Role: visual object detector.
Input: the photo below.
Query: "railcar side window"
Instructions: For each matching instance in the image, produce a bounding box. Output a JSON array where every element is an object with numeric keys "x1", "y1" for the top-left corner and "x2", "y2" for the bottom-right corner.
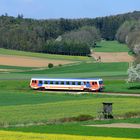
[
  {"x1": 50, "y1": 81, "x2": 53, "y2": 84},
  {"x1": 78, "y1": 82, "x2": 81, "y2": 85},
  {"x1": 72, "y1": 82, "x2": 75, "y2": 85},
  {"x1": 61, "y1": 81, "x2": 64, "y2": 85},
  {"x1": 55, "y1": 81, "x2": 59, "y2": 84},
  {"x1": 66, "y1": 81, "x2": 70, "y2": 85},
  {"x1": 44, "y1": 81, "x2": 48, "y2": 84},
  {"x1": 39, "y1": 81, "x2": 43, "y2": 84}
]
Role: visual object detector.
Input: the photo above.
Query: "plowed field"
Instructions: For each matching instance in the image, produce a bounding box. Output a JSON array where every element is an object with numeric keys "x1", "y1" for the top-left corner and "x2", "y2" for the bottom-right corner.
[
  {"x1": 92, "y1": 52, "x2": 134, "y2": 62},
  {"x1": 0, "y1": 55, "x2": 74, "y2": 67}
]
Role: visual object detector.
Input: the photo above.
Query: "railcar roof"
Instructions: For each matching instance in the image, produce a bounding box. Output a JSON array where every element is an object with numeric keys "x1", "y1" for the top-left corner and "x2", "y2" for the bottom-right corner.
[{"x1": 31, "y1": 78, "x2": 103, "y2": 81}]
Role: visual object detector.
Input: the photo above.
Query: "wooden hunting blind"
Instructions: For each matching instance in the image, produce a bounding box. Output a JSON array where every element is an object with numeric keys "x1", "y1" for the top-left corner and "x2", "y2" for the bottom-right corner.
[{"x1": 102, "y1": 102, "x2": 113, "y2": 119}]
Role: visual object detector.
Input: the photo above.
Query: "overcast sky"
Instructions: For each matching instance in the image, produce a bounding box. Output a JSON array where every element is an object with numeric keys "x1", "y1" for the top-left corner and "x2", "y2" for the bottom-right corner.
[{"x1": 0, "y1": 0, "x2": 140, "y2": 19}]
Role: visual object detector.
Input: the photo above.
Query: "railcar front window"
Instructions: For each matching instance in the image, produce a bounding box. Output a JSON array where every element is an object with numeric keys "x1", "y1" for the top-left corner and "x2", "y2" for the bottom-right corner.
[
  {"x1": 32, "y1": 80, "x2": 37, "y2": 83},
  {"x1": 92, "y1": 82, "x2": 95, "y2": 85},
  {"x1": 99, "y1": 81, "x2": 103, "y2": 84}
]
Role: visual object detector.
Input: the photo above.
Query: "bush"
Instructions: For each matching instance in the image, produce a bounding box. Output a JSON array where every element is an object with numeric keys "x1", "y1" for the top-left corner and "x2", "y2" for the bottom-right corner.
[
  {"x1": 58, "y1": 114, "x2": 94, "y2": 123},
  {"x1": 43, "y1": 40, "x2": 91, "y2": 56},
  {"x1": 48, "y1": 63, "x2": 54, "y2": 68},
  {"x1": 124, "y1": 112, "x2": 140, "y2": 118},
  {"x1": 75, "y1": 114, "x2": 93, "y2": 121},
  {"x1": 127, "y1": 64, "x2": 140, "y2": 82}
]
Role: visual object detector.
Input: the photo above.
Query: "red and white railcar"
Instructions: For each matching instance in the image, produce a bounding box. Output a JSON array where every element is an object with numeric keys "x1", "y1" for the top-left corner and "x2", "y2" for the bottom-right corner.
[{"x1": 30, "y1": 78, "x2": 104, "y2": 91}]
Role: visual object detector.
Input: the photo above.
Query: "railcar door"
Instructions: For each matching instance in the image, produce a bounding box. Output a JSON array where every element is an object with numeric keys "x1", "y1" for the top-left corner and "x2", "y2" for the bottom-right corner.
[
  {"x1": 86, "y1": 82, "x2": 91, "y2": 88},
  {"x1": 38, "y1": 80, "x2": 43, "y2": 87}
]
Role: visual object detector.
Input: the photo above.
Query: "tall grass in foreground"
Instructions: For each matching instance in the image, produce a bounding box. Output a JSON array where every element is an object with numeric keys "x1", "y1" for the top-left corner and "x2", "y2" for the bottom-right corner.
[
  {"x1": 0, "y1": 131, "x2": 138, "y2": 140},
  {"x1": 0, "y1": 95, "x2": 140, "y2": 126}
]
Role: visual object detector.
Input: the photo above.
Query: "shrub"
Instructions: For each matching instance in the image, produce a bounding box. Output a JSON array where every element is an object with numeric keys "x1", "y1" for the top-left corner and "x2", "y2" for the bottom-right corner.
[
  {"x1": 43, "y1": 40, "x2": 91, "y2": 56},
  {"x1": 75, "y1": 114, "x2": 93, "y2": 121},
  {"x1": 58, "y1": 114, "x2": 94, "y2": 123},
  {"x1": 127, "y1": 64, "x2": 140, "y2": 82},
  {"x1": 48, "y1": 63, "x2": 54, "y2": 68},
  {"x1": 124, "y1": 112, "x2": 140, "y2": 118}
]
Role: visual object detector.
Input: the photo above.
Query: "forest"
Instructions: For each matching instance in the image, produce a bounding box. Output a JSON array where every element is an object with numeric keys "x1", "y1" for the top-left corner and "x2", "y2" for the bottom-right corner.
[{"x1": 0, "y1": 11, "x2": 140, "y2": 56}]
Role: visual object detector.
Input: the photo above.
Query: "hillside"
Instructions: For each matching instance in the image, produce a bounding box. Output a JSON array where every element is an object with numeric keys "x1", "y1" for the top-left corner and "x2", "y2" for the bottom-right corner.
[
  {"x1": 0, "y1": 11, "x2": 140, "y2": 54},
  {"x1": 0, "y1": 12, "x2": 140, "y2": 140}
]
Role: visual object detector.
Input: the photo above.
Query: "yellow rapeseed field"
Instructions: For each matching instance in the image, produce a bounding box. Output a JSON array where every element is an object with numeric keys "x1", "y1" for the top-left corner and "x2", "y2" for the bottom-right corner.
[{"x1": 0, "y1": 130, "x2": 138, "y2": 140}]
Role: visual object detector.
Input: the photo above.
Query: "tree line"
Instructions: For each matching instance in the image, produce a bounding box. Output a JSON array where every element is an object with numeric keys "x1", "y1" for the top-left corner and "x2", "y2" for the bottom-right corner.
[
  {"x1": 42, "y1": 26, "x2": 99, "y2": 56},
  {"x1": 116, "y1": 20, "x2": 140, "y2": 64},
  {"x1": 43, "y1": 41, "x2": 90, "y2": 56},
  {"x1": 0, "y1": 11, "x2": 140, "y2": 55},
  {"x1": 116, "y1": 20, "x2": 140, "y2": 82}
]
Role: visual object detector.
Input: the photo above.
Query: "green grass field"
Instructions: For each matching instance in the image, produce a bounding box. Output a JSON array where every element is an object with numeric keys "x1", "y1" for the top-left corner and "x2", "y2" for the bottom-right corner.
[
  {"x1": 0, "y1": 61, "x2": 139, "y2": 93},
  {"x1": 0, "y1": 85, "x2": 140, "y2": 139},
  {"x1": 0, "y1": 41, "x2": 140, "y2": 139},
  {"x1": 0, "y1": 80, "x2": 140, "y2": 126},
  {"x1": 2, "y1": 119, "x2": 140, "y2": 139},
  {"x1": 20, "y1": 62, "x2": 129, "y2": 74},
  {"x1": 94, "y1": 40, "x2": 129, "y2": 52},
  {"x1": 0, "y1": 65, "x2": 35, "y2": 71},
  {"x1": 104, "y1": 80, "x2": 140, "y2": 93},
  {"x1": 0, "y1": 62, "x2": 129, "y2": 80},
  {"x1": 0, "y1": 48, "x2": 92, "y2": 61}
]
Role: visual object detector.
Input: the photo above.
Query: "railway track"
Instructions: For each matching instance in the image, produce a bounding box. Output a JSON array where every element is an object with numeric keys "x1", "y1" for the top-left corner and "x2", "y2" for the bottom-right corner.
[{"x1": 38, "y1": 90, "x2": 140, "y2": 97}]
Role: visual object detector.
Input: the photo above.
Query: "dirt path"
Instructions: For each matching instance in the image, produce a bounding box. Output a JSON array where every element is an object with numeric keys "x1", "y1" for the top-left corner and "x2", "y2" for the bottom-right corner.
[
  {"x1": 0, "y1": 54, "x2": 74, "y2": 67},
  {"x1": 86, "y1": 123, "x2": 140, "y2": 129},
  {"x1": 92, "y1": 52, "x2": 134, "y2": 62},
  {"x1": 69, "y1": 92, "x2": 140, "y2": 97}
]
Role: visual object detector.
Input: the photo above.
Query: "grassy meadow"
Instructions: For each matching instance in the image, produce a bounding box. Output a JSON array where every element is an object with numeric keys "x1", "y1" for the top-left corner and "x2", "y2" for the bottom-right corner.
[
  {"x1": 0, "y1": 80, "x2": 140, "y2": 126},
  {"x1": 0, "y1": 61, "x2": 139, "y2": 93},
  {"x1": 0, "y1": 48, "x2": 92, "y2": 61},
  {"x1": 94, "y1": 40, "x2": 129, "y2": 52},
  {"x1": 0, "y1": 62, "x2": 129, "y2": 79},
  {"x1": 0, "y1": 65, "x2": 35, "y2": 70},
  {"x1": 0, "y1": 40, "x2": 140, "y2": 139},
  {"x1": 0, "y1": 83, "x2": 140, "y2": 139},
  {"x1": 2, "y1": 119, "x2": 140, "y2": 139},
  {"x1": 19, "y1": 62, "x2": 129, "y2": 74}
]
